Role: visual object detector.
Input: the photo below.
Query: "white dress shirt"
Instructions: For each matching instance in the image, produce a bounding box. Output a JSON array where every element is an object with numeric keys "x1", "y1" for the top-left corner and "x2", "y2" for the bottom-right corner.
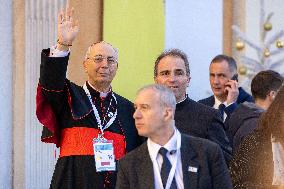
[
  {"x1": 213, "y1": 96, "x2": 230, "y2": 121},
  {"x1": 147, "y1": 129, "x2": 184, "y2": 189}
]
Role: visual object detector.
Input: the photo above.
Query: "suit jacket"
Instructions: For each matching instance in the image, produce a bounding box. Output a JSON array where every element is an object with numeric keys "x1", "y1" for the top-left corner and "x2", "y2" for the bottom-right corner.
[
  {"x1": 175, "y1": 97, "x2": 232, "y2": 163},
  {"x1": 198, "y1": 87, "x2": 254, "y2": 118},
  {"x1": 116, "y1": 134, "x2": 233, "y2": 189}
]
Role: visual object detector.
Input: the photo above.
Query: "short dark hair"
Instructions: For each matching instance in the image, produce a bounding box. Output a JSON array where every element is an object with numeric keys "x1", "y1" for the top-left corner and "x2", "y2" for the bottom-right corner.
[
  {"x1": 251, "y1": 70, "x2": 284, "y2": 100},
  {"x1": 210, "y1": 54, "x2": 237, "y2": 74},
  {"x1": 154, "y1": 49, "x2": 190, "y2": 78}
]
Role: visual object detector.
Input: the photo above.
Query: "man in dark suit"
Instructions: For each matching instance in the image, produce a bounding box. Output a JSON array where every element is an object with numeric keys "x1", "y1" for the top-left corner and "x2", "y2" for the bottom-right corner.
[
  {"x1": 116, "y1": 84, "x2": 232, "y2": 189},
  {"x1": 153, "y1": 49, "x2": 232, "y2": 162},
  {"x1": 198, "y1": 55, "x2": 253, "y2": 123}
]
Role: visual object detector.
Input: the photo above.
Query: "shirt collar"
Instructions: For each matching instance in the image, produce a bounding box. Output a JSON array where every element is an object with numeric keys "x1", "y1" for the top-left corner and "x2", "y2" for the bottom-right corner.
[
  {"x1": 176, "y1": 95, "x2": 187, "y2": 104},
  {"x1": 213, "y1": 96, "x2": 228, "y2": 109},
  {"x1": 86, "y1": 81, "x2": 112, "y2": 98},
  {"x1": 147, "y1": 128, "x2": 180, "y2": 160}
]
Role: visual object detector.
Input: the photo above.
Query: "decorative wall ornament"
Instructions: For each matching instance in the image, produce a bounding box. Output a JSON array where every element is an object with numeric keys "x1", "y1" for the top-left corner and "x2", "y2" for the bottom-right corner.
[{"x1": 232, "y1": 0, "x2": 284, "y2": 90}]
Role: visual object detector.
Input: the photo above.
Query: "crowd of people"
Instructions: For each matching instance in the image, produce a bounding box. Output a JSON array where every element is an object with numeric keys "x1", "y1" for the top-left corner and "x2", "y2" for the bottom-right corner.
[{"x1": 36, "y1": 5, "x2": 284, "y2": 189}]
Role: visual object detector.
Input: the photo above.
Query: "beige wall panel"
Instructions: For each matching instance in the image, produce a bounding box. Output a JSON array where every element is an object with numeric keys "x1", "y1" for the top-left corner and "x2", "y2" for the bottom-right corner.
[
  {"x1": 223, "y1": 0, "x2": 233, "y2": 55},
  {"x1": 68, "y1": 0, "x2": 103, "y2": 85},
  {"x1": 13, "y1": 0, "x2": 25, "y2": 188},
  {"x1": 223, "y1": 0, "x2": 245, "y2": 56},
  {"x1": 232, "y1": 0, "x2": 246, "y2": 59}
]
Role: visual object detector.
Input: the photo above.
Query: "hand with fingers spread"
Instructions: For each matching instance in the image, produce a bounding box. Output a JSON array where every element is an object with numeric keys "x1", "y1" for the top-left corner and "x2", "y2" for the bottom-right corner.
[
  {"x1": 225, "y1": 79, "x2": 239, "y2": 105},
  {"x1": 57, "y1": 5, "x2": 79, "y2": 51}
]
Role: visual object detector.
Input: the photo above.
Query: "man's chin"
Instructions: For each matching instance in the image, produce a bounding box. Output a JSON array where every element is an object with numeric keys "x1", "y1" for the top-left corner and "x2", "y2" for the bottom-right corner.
[
  {"x1": 213, "y1": 89, "x2": 223, "y2": 96},
  {"x1": 137, "y1": 130, "x2": 148, "y2": 137}
]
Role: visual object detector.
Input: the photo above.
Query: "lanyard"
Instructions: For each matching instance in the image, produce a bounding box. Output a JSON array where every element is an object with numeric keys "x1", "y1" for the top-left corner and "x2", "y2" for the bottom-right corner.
[
  {"x1": 164, "y1": 130, "x2": 181, "y2": 189},
  {"x1": 151, "y1": 129, "x2": 181, "y2": 189},
  {"x1": 83, "y1": 83, "x2": 117, "y2": 136}
]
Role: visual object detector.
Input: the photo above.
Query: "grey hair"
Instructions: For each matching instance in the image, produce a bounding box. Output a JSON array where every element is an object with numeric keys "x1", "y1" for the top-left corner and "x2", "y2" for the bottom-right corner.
[
  {"x1": 210, "y1": 54, "x2": 237, "y2": 74},
  {"x1": 137, "y1": 84, "x2": 176, "y2": 112},
  {"x1": 84, "y1": 41, "x2": 119, "y2": 60}
]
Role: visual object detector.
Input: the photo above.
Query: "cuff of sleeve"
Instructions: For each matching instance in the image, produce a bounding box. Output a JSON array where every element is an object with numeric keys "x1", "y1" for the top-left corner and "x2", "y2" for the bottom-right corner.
[
  {"x1": 49, "y1": 45, "x2": 70, "y2": 57},
  {"x1": 224, "y1": 103, "x2": 237, "y2": 115}
]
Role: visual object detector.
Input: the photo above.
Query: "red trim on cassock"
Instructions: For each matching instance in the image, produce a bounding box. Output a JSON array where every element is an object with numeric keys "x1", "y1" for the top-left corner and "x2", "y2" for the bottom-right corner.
[
  {"x1": 36, "y1": 84, "x2": 60, "y2": 146},
  {"x1": 59, "y1": 127, "x2": 126, "y2": 160}
]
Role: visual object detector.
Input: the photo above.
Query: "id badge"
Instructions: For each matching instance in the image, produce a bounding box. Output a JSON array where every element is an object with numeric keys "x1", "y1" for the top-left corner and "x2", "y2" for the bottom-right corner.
[{"x1": 93, "y1": 139, "x2": 116, "y2": 172}]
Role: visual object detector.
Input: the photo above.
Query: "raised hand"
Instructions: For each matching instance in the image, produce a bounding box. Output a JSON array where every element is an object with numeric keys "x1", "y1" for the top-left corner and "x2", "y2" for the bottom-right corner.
[
  {"x1": 57, "y1": 3, "x2": 79, "y2": 50},
  {"x1": 225, "y1": 80, "x2": 239, "y2": 105}
]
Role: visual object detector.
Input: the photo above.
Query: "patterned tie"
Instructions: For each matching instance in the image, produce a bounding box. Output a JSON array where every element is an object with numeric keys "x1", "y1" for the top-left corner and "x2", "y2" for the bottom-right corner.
[
  {"x1": 218, "y1": 103, "x2": 226, "y2": 121},
  {"x1": 159, "y1": 147, "x2": 177, "y2": 189}
]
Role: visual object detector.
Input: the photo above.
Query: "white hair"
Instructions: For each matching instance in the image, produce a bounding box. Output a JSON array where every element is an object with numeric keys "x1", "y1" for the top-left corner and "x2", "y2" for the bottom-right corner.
[
  {"x1": 137, "y1": 84, "x2": 176, "y2": 112},
  {"x1": 84, "y1": 41, "x2": 119, "y2": 60}
]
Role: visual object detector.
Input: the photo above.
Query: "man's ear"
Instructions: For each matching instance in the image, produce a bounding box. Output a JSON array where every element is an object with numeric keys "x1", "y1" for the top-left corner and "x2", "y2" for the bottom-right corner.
[
  {"x1": 268, "y1": 90, "x2": 277, "y2": 100},
  {"x1": 187, "y1": 76, "x2": 191, "y2": 87},
  {"x1": 164, "y1": 107, "x2": 174, "y2": 120},
  {"x1": 83, "y1": 61, "x2": 88, "y2": 73},
  {"x1": 154, "y1": 76, "x2": 158, "y2": 84}
]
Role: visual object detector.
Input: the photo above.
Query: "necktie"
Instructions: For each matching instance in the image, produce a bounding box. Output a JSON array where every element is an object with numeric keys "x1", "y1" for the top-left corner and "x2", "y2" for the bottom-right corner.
[
  {"x1": 218, "y1": 103, "x2": 226, "y2": 121},
  {"x1": 159, "y1": 147, "x2": 177, "y2": 189}
]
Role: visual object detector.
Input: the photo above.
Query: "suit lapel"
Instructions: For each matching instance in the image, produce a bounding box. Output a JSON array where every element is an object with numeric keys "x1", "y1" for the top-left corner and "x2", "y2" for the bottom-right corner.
[
  {"x1": 136, "y1": 143, "x2": 154, "y2": 189},
  {"x1": 209, "y1": 96, "x2": 215, "y2": 107},
  {"x1": 181, "y1": 135, "x2": 199, "y2": 189}
]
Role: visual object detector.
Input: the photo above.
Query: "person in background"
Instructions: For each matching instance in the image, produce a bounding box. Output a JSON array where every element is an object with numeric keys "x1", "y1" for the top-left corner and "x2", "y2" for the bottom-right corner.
[
  {"x1": 227, "y1": 70, "x2": 283, "y2": 152},
  {"x1": 153, "y1": 49, "x2": 232, "y2": 163},
  {"x1": 229, "y1": 86, "x2": 284, "y2": 188},
  {"x1": 198, "y1": 55, "x2": 253, "y2": 123}
]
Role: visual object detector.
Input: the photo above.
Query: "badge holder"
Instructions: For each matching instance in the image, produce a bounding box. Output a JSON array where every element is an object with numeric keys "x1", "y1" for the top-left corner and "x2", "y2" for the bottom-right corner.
[{"x1": 93, "y1": 134, "x2": 116, "y2": 172}]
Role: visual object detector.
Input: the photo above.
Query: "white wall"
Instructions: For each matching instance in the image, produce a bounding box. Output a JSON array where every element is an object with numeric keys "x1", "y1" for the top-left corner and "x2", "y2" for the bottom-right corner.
[
  {"x1": 165, "y1": 0, "x2": 223, "y2": 100},
  {"x1": 0, "y1": 0, "x2": 12, "y2": 188}
]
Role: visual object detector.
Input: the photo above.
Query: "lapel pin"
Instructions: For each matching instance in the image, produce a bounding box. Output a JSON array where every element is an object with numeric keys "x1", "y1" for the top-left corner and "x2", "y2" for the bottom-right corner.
[{"x1": 188, "y1": 166, "x2": 198, "y2": 173}]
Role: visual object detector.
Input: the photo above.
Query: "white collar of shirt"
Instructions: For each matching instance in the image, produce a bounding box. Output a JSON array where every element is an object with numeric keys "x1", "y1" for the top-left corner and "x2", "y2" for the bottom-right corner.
[
  {"x1": 148, "y1": 129, "x2": 179, "y2": 162},
  {"x1": 213, "y1": 96, "x2": 228, "y2": 109},
  {"x1": 176, "y1": 95, "x2": 187, "y2": 104},
  {"x1": 147, "y1": 128, "x2": 183, "y2": 189},
  {"x1": 213, "y1": 96, "x2": 228, "y2": 121},
  {"x1": 87, "y1": 81, "x2": 111, "y2": 98}
]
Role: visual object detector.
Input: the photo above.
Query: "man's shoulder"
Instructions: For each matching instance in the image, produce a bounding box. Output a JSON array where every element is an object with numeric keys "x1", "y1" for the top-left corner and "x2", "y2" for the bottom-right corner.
[
  {"x1": 181, "y1": 133, "x2": 219, "y2": 150},
  {"x1": 119, "y1": 142, "x2": 148, "y2": 163},
  {"x1": 198, "y1": 95, "x2": 215, "y2": 107},
  {"x1": 187, "y1": 98, "x2": 219, "y2": 115},
  {"x1": 237, "y1": 87, "x2": 254, "y2": 103},
  {"x1": 230, "y1": 102, "x2": 263, "y2": 119}
]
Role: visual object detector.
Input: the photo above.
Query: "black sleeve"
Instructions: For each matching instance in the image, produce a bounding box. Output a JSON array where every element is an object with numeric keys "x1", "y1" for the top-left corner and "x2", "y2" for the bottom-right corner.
[
  {"x1": 207, "y1": 111, "x2": 233, "y2": 164},
  {"x1": 38, "y1": 49, "x2": 70, "y2": 115}
]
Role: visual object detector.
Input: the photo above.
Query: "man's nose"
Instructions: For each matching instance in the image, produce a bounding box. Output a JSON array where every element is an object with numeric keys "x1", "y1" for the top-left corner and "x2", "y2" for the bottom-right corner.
[
  {"x1": 168, "y1": 73, "x2": 176, "y2": 82},
  {"x1": 133, "y1": 109, "x2": 141, "y2": 119},
  {"x1": 213, "y1": 75, "x2": 219, "y2": 84},
  {"x1": 100, "y1": 58, "x2": 109, "y2": 68}
]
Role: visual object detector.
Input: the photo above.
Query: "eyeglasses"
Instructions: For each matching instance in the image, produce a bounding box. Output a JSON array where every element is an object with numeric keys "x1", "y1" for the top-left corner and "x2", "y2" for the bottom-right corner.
[{"x1": 87, "y1": 55, "x2": 117, "y2": 65}]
